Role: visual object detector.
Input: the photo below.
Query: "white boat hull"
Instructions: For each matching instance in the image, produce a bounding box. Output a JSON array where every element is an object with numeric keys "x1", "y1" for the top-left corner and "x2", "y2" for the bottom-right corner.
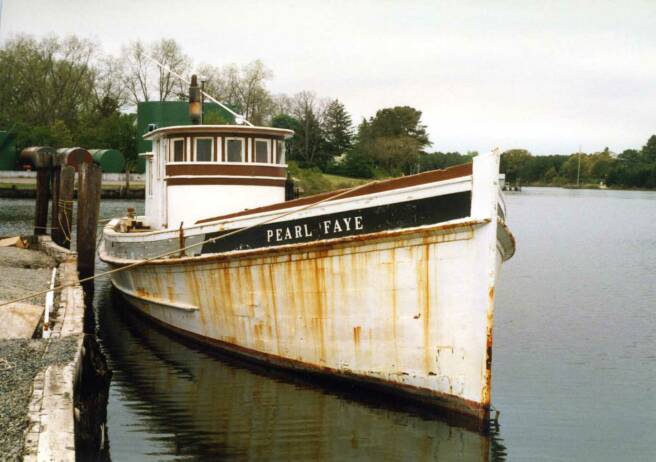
[{"x1": 100, "y1": 153, "x2": 514, "y2": 423}]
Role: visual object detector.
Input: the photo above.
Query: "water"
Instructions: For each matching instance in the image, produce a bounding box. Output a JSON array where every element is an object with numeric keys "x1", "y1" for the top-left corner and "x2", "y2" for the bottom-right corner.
[{"x1": 1, "y1": 188, "x2": 654, "y2": 461}]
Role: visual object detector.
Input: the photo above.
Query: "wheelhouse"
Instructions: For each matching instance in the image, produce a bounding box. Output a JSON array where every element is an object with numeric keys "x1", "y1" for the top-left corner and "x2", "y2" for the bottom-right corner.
[{"x1": 142, "y1": 125, "x2": 294, "y2": 230}]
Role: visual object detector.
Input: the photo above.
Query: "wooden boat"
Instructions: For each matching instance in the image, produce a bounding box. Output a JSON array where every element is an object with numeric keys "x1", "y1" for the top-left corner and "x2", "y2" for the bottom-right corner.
[{"x1": 100, "y1": 77, "x2": 515, "y2": 425}]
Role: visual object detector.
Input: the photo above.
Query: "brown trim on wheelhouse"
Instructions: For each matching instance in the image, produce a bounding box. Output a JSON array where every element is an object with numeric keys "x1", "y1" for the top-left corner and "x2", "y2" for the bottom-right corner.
[
  {"x1": 196, "y1": 162, "x2": 473, "y2": 224},
  {"x1": 167, "y1": 177, "x2": 286, "y2": 187},
  {"x1": 166, "y1": 164, "x2": 287, "y2": 177},
  {"x1": 144, "y1": 125, "x2": 294, "y2": 140}
]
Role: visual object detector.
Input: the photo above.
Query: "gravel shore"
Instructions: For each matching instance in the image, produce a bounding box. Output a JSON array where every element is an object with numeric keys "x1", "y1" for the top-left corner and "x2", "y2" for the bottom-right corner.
[
  {"x1": 0, "y1": 247, "x2": 55, "y2": 306},
  {"x1": 0, "y1": 245, "x2": 69, "y2": 459},
  {"x1": 0, "y1": 336, "x2": 79, "y2": 460}
]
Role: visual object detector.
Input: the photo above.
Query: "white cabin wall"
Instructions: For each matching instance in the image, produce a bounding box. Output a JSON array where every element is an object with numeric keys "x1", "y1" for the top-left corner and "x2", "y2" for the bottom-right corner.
[
  {"x1": 144, "y1": 154, "x2": 154, "y2": 221},
  {"x1": 143, "y1": 140, "x2": 167, "y2": 229},
  {"x1": 167, "y1": 184, "x2": 285, "y2": 227},
  {"x1": 158, "y1": 139, "x2": 168, "y2": 228}
]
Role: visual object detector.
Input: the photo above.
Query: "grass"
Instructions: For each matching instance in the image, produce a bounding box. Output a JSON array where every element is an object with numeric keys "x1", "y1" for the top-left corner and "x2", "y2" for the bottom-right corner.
[{"x1": 320, "y1": 173, "x2": 370, "y2": 190}]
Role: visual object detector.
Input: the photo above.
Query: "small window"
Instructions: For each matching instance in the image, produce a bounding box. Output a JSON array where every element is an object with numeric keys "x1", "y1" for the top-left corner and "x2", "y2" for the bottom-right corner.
[
  {"x1": 276, "y1": 140, "x2": 286, "y2": 164},
  {"x1": 254, "y1": 139, "x2": 270, "y2": 163},
  {"x1": 171, "y1": 138, "x2": 185, "y2": 162},
  {"x1": 195, "y1": 138, "x2": 213, "y2": 162},
  {"x1": 226, "y1": 138, "x2": 244, "y2": 162}
]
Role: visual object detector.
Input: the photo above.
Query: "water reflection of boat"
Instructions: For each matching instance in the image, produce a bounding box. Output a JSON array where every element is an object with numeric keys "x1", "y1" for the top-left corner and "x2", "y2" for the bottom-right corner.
[{"x1": 98, "y1": 285, "x2": 506, "y2": 461}]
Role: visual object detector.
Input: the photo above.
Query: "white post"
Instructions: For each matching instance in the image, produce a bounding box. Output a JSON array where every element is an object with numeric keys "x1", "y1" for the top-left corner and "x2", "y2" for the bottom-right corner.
[{"x1": 43, "y1": 267, "x2": 57, "y2": 338}]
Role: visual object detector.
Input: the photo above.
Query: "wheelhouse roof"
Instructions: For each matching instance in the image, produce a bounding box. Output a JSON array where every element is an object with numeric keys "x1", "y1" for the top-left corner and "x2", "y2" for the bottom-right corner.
[{"x1": 143, "y1": 125, "x2": 295, "y2": 140}]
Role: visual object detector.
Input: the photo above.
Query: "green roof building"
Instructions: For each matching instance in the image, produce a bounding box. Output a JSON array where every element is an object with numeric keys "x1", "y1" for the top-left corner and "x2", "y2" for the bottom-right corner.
[{"x1": 137, "y1": 101, "x2": 236, "y2": 154}]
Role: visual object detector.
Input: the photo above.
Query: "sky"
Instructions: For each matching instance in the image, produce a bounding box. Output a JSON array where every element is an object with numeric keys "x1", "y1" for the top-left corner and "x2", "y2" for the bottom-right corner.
[{"x1": 1, "y1": 0, "x2": 655, "y2": 155}]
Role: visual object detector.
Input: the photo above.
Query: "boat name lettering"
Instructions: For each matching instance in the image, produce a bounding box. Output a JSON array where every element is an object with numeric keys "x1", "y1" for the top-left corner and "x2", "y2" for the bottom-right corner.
[
  {"x1": 266, "y1": 216, "x2": 364, "y2": 243},
  {"x1": 267, "y1": 224, "x2": 314, "y2": 243}
]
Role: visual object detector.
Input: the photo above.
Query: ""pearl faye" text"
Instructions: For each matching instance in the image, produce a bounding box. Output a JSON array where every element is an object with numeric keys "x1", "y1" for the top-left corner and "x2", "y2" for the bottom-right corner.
[{"x1": 266, "y1": 216, "x2": 364, "y2": 243}]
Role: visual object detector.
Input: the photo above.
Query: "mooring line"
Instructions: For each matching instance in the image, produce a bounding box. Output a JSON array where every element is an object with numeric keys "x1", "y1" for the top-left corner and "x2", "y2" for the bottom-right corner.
[{"x1": 0, "y1": 180, "x2": 379, "y2": 309}]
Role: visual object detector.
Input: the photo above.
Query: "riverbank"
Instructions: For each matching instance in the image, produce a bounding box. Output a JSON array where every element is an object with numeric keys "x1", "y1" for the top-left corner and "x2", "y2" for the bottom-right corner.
[
  {"x1": 0, "y1": 183, "x2": 144, "y2": 199},
  {"x1": 0, "y1": 171, "x2": 145, "y2": 199}
]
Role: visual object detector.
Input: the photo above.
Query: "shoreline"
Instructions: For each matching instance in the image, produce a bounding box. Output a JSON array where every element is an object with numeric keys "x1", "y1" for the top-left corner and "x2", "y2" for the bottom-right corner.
[
  {"x1": 0, "y1": 184, "x2": 145, "y2": 199},
  {"x1": 520, "y1": 183, "x2": 656, "y2": 192}
]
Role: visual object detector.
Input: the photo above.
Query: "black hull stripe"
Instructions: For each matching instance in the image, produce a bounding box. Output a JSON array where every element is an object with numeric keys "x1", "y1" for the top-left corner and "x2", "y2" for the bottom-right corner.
[{"x1": 201, "y1": 191, "x2": 471, "y2": 254}]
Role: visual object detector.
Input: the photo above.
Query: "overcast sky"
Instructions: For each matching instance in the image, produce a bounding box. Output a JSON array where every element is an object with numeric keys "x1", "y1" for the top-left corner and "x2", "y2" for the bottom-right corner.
[{"x1": 1, "y1": 0, "x2": 655, "y2": 155}]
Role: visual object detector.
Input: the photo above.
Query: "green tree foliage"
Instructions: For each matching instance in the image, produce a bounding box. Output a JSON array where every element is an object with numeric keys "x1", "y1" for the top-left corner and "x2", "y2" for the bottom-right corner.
[
  {"x1": 498, "y1": 141, "x2": 656, "y2": 189},
  {"x1": 0, "y1": 35, "x2": 135, "y2": 154},
  {"x1": 501, "y1": 149, "x2": 532, "y2": 183},
  {"x1": 418, "y1": 151, "x2": 475, "y2": 171},
  {"x1": 322, "y1": 99, "x2": 353, "y2": 158},
  {"x1": 641, "y1": 135, "x2": 656, "y2": 163},
  {"x1": 0, "y1": 35, "x2": 97, "y2": 134},
  {"x1": 353, "y1": 106, "x2": 430, "y2": 175},
  {"x1": 606, "y1": 144, "x2": 656, "y2": 188},
  {"x1": 78, "y1": 111, "x2": 137, "y2": 164}
]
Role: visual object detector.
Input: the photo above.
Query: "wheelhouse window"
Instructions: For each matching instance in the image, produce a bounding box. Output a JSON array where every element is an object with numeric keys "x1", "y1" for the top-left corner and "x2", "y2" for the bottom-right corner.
[
  {"x1": 170, "y1": 138, "x2": 185, "y2": 162},
  {"x1": 276, "y1": 140, "x2": 286, "y2": 164},
  {"x1": 254, "y1": 139, "x2": 270, "y2": 163},
  {"x1": 226, "y1": 138, "x2": 244, "y2": 162},
  {"x1": 195, "y1": 137, "x2": 213, "y2": 162}
]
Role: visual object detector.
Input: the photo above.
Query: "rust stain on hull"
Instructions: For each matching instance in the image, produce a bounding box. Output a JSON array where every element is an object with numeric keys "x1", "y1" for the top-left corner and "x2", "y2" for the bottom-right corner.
[
  {"x1": 105, "y1": 220, "x2": 504, "y2": 423},
  {"x1": 481, "y1": 286, "x2": 495, "y2": 406},
  {"x1": 119, "y1": 296, "x2": 491, "y2": 428}
]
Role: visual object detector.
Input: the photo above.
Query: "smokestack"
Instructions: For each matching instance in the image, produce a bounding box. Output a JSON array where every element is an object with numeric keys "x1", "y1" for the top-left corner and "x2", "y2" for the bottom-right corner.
[{"x1": 189, "y1": 74, "x2": 202, "y2": 125}]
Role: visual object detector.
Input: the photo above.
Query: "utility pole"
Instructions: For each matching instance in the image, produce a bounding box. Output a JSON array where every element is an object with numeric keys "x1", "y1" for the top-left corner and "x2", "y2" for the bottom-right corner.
[{"x1": 576, "y1": 145, "x2": 581, "y2": 187}]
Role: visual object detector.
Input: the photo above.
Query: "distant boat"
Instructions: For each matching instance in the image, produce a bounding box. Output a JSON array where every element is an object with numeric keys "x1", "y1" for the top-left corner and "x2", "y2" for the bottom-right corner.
[{"x1": 100, "y1": 76, "x2": 516, "y2": 425}]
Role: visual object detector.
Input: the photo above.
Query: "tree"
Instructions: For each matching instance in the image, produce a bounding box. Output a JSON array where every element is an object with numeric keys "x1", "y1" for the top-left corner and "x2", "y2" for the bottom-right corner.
[
  {"x1": 322, "y1": 99, "x2": 353, "y2": 158},
  {"x1": 355, "y1": 106, "x2": 430, "y2": 175},
  {"x1": 0, "y1": 35, "x2": 97, "y2": 127},
  {"x1": 272, "y1": 113, "x2": 302, "y2": 161},
  {"x1": 290, "y1": 92, "x2": 327, "y2": 167},
  {"x1": 500, "y1": 149, "x2": 532, "y2": 183},
  {"x1": 120, "y1": 38, "x2": 190, "y2": 104},
  {"x1": 641, "y1": 135, "x2": 656, "y2": 163},
  {"x1": 92, "y1": 55, "x2": 129, "y2": 111},
  {"x1": 561, "y1": 153, "x2": 592, "y2": 182},
  {"x1": 589, "y1": 150, "x2": 613, "y2": 180},
  {"x1": 365, "y1": 106, "x2": 430, "y2": 146},
  {"x1": 198, "y1": 60, "x2": 273, "y2": 125}
]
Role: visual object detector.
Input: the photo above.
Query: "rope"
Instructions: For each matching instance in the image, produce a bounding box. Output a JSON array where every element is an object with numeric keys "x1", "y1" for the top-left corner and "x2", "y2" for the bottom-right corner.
[
  {"x1": 0, "y1": 180, "x2": 379, "y2": 309},
  {"x1": 57, "y1": 199, "x2": 74, "y2": 243}
]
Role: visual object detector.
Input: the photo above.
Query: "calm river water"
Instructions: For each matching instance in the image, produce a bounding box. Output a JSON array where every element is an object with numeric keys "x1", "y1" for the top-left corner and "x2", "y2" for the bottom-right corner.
[{"x1": 1, "y1": 187, "x2": 654, "y2": 461}]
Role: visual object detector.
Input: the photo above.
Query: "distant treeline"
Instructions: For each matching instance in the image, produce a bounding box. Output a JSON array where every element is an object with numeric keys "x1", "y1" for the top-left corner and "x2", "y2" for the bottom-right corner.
[
  {"x1": 2, "y1": 34, "x2": 654, "y2": 189},
  {"x1": 499, "y1": 137, "x2": 656, "y2": 189}
]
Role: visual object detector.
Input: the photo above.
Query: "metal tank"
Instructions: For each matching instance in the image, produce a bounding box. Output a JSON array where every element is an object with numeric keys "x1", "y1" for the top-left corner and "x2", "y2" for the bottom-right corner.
[{"x1": 89, "y1": 149, "x2": 125, "y2": 173}]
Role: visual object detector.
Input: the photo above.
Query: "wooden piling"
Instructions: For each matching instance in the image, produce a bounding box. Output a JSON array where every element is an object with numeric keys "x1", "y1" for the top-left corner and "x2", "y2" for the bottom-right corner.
[
  {"x1": 35, "y1": 169, "x2": 51, "y2": 235},
  {"x1": 50, "y1": 152, "x2": 66, "y2": 245},
  {"x1": 58, "y1": 165, "x2": 76, "y2": 249},
  {"x1": 77, "y1": 162, "x2": 102, "y2": 279},
  {"x1": 50, "y1": 167, "x2": 61, "y2": 242},
  {"x1": 19, "y1": 147, "x2": 55, "y2": 236}
]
